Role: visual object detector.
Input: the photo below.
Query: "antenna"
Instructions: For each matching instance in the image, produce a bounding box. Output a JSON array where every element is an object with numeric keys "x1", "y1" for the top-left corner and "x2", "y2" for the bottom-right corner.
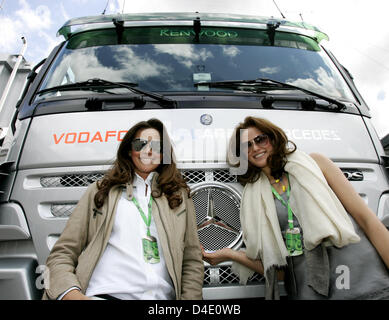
[
  {"x1": 122, "y1": 0, "x2": 126, "y2": 14},
  {"x1": 102, "y1": 0, "x2": 110, "y2": 15},
  {"x1": 272, "y1": 0, "x2": 286, "y2": 19},
  {"x1": 299, "y1": 13, "x2": 307, "y2": 29}
]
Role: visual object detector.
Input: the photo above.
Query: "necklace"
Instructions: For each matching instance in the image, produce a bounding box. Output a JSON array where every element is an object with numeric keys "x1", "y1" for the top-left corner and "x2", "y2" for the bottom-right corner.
[{"x1": 270, "y1": 174, "x2": 286, "y2": 192}]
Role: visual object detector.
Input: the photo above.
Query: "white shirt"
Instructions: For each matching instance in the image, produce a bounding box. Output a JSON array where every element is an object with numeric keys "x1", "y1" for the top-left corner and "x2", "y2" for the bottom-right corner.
[{"x1": 85, "y1": 172, "x2": 175, "y2": 300}]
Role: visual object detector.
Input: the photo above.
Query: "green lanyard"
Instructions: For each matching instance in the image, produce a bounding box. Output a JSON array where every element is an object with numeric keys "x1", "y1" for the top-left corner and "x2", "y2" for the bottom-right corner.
[
  {"x1": 132, "y1": 196, "x2": 153, "y2": 237},
  {"x1": 271, "y1": 173, "x2": 294, "y2": 230}
]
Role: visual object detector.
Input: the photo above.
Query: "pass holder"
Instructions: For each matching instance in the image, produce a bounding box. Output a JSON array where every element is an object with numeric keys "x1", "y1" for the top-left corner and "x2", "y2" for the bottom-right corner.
[
  {"x1": 285, "y1": 227, "x2": 303, "y2": 256},
  {"x1": 142, "y1": 235, "x2": 160, "y2": 264}
]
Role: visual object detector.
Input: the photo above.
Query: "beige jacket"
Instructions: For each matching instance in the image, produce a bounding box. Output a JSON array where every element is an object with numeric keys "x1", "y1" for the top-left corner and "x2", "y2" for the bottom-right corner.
[{"x1": 43, "y1": 174, "x2": 204, "y2": 300}]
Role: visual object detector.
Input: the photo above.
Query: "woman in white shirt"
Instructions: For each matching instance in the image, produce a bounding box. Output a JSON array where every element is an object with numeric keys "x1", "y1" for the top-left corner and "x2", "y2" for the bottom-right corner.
[{"x1": 44, "y1": 118, "x2": 203, "y2": 300}]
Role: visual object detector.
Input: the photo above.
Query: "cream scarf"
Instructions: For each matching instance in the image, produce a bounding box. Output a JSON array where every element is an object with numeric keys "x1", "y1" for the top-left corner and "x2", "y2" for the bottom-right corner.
[{"x1": 232, "y1": 150, "x2": 360, "y2": 284}]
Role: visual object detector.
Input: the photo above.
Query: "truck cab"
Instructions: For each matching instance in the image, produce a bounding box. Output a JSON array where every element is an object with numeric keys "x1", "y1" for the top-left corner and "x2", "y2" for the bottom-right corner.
[{"x1": 0, "y1": 12, "x2": 388, "y2": 300}]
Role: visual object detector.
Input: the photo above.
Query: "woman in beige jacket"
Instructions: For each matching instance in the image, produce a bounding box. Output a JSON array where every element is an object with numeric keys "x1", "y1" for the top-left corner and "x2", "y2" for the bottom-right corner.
[{"x1": 43, "y1": 118, "x2": 203, "y2": 300}]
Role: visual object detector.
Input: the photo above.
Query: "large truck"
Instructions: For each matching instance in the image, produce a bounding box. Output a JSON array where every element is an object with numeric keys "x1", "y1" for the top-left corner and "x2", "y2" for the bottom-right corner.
[{"x1": 0, "y1": 12, "x2": 388, "y2": 300}]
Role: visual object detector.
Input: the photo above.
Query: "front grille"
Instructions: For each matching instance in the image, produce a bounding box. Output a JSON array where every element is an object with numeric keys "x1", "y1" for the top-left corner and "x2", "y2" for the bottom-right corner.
[
  {"x1": 199, "y1": 225, "x2": 238, "y2": 251},
  {"x1": 182, "y1": 169, "x2": 237, "y2": 184},
  {"x1": 39, "y1": 167, "x2": 378, "y2": 188},
  {"x1": 40, "y1": 169, "x2": 236, "y2": 188},
  {"x1": 182, "y1": 170, "x2": 206, "y2": 184},
  {"x1": 40, "y1": 173, "x2": 104, "y2": 188},
  {"x1": 51, "y1": 203, "x2": 77, "y2": 217},
  {"x1": 212, "y1": 169, "x2": 237, "y2": 183},
  {"x1": 204, "y1": 265, "x2": 264, "y2": 286}
]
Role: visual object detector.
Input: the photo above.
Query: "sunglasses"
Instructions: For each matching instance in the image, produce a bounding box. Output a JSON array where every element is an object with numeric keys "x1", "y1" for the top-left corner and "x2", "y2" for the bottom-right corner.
[
  {"x1": 131, "y1": 138, "x2": 162, "y2": 153},
  {"x1": 243, "y1": 134, "x2": 269, "y2": 150}
]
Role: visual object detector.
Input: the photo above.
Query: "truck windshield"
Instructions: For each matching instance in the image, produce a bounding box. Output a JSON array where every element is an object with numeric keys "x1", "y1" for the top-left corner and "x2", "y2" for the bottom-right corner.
[{"x1": 36, "y1": 26, "x2": 355, "y2": 102}]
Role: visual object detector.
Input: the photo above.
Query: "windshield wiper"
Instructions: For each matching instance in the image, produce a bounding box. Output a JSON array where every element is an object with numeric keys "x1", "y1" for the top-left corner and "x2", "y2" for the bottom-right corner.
[
  {"x1": 194, "y1": 78, "x2": 346, "y2": 111},
  {"x1": 36, "y1": 78, "x2": 176, "y2": 108},
  {"x1": 36, "y1": 79, "x2": 138, "y2": 95}
]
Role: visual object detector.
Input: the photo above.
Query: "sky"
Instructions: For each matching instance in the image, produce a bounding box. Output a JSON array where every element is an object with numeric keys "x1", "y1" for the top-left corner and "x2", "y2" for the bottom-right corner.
[{"x1": 0, "y1": 0, "x2": 388, "y2": 138}]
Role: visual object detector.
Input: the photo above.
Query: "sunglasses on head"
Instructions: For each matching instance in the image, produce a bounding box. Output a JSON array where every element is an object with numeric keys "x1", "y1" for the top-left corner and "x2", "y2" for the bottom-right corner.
[
  {"x1": 131, "y1": 138, "x2": 162, "y2": 153},
  {"x1": 243, "y1": 133, "x2": 269, "y2": 150}
]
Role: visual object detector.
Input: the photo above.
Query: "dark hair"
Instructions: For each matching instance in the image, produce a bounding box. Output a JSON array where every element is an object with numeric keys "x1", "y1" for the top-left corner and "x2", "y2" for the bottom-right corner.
[
  {"x1": 228, "y1": 116, "x2": 296, "y2": 185},
  {"x1": 94, "y1": 118, "x2": 189, "y2": 209}
]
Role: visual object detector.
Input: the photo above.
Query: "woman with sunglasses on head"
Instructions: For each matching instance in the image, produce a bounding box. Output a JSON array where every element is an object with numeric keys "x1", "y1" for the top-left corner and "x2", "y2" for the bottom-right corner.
[
  {"x1": 43, "y1": 118, "x2": 203, "y2": 300},
  {"x1": 202, "y1": 116, "x2": 389, "y2": 300}
]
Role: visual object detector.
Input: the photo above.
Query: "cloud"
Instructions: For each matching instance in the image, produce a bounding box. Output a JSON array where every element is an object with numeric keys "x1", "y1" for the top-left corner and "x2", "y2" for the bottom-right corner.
[
  {"x1": 286, "y1": 67, "x2": 344, "y2": 99},
  {"x1": 60, "y1": 2, "x2": 70, "y2": 21},
  {"x1": 45, "y1": 46, "x2": 172, "y2": 88},
  {"x1": 35, "y1": 31, "x2": 62, "y2": 62},
  {"x1": 114, "y1": 46, "x2": 172, "y2": 80},
  {"x1": 368, "y1": 97, "x2": 389, "y2": 137},
  {"x1": 0, "y1": 0, "x2": 56, "y2": 63},
  {"x1": 109, "y1": 0, "x2": 122, "y2": 14},
  {"x1": 377, "y1": 90, "x2": 386, "y2": 101},
  {"x1": 222, "y1": 46, "x2": 240, "y2": 58},
  {"x1": 0, "y1": 16, "x2": 22, "y2": 53},
  {"x1": 153, "y1": 44, "x2": 213, "y2": 68},
  {"x1": 70, "y1": 0, "x2": 90, "y2": 4},
  {"x1": 259, "y1": 66, "x2": 280, "y2": 75},
  {"x1": 115, "y1": 0, "x2": 125, "y2": 13},
  {"x1": 122, "y1": 0, "x2": 274, "y2": 14},
  {"x1": 15, "y1": 0, "x2": 52, "y2": 31}
]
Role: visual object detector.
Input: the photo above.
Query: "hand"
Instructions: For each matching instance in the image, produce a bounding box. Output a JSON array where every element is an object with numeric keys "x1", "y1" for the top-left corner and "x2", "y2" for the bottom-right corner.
[
  {"x1": 201, "y1": 245, "x2": 234, "y2": 266},
  {"x1": 62, "y1": 289, "x2": 91, "y2": 300}
]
